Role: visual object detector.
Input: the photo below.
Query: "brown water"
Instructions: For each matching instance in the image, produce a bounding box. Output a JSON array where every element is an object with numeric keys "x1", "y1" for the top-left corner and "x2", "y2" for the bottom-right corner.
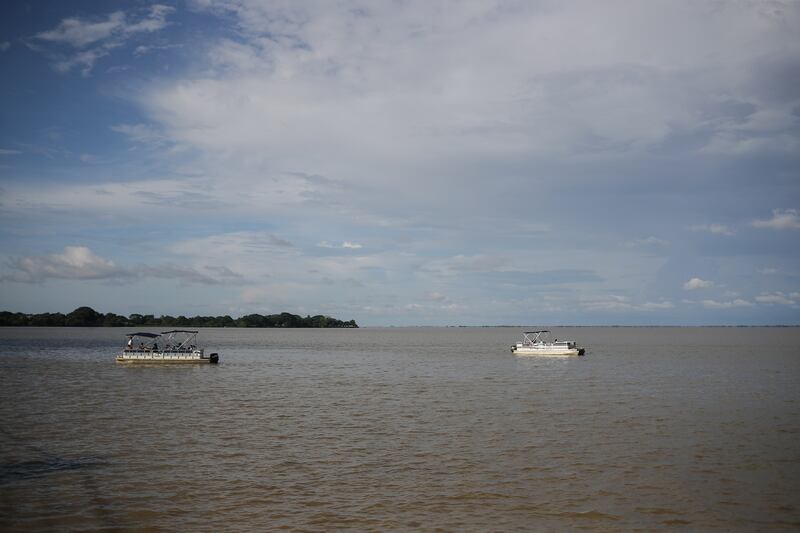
[{"x1": 1, "y1": 327, "x2": 799, "y2": 531}]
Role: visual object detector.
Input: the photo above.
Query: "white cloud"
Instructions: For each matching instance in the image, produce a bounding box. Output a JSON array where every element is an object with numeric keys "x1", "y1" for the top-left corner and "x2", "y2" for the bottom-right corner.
[
  {"x1": 755, "y1": 292, "x2": 797, "y2": 306},
  {"x1": 124, "y1": 5, "x2": 174, "y2": 34},
  {"x1": 55, "y1": 46, "x2": 117, "y2": 75},
  {"x1": 0, "y1": 171, "x2": 351, "y2": 228},
  {"x1": 139, "y1": 264, "x2": 244, "y2": 286},
  {"x1": 426, "y1": 291, "x2": 447, "y2": 302},
  {"x1": 240, "y1": 282, "x2": 313, "y2": 304},
  {"x1": 683, "y1": 278, "x2": 714, "y2": 290},
  {"x1": 700, "y1": 299, "x2": 753, "y2": 309},
  {"x1": 640, "y1": 301, "x2": 675, "y2": 310},
  {"x1": 317, "y1": 240, "x2": 363, "y2": 250},
  {"x1": 172, "y1": 231, "x2": 293, "y2": 259},
  {"x1": 36, "y1": 11, "x2": 126, "y2": 48},
  {"x1": 111, "y1": 123, "x2": 167, "y2": 146},
  {"x1": 577, "y1": 295, "x2": 673, "y2": 313},
  {"x1": 1, "y1": 246, "x2": 245, "y2": 285},
  {"x1": 752, "y1": 209, "x2": 800, "y2": 230},
  {"x1": 690, "y1": 224, "x2": 734, "y2": 236},
  {"x1": 2, "y1": 246, "x2": 129, "y2": 283},
  {"x1": 128, "y1": 0, "x2": 800, "y2": 176},
  {"x1": 33, "y1": 5, "x2": 174, "y2": 74},
  {"x1": 133, "y1": 43, "x2": 182, "y2": 57},
  {"x1": 625, "y1": 236, "x2": 669, "y2": 248},
  {"x1": 0, "y1": 148, "x2": 21, "y2": 155},
  {"x1": 7, "y1": 2, "x2": 799, "y2": 325},
  {"x1": 425, "y1": 254, "x2": 507, "y2": 275}
]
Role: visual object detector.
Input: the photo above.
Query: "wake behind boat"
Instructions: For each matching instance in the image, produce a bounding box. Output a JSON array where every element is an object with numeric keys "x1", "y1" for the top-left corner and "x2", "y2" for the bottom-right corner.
[
  {"x1": 116, "y1": 330, "x2": 219, "y2": 364},
  {"x1": 511, "y1": 330, "x2": 585, "y2": 356}
]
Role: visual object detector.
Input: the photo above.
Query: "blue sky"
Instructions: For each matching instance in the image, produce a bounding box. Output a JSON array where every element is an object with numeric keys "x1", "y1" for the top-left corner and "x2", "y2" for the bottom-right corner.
[{"x1": 1, "y1": 0, "x2": 799, "y2": 326}]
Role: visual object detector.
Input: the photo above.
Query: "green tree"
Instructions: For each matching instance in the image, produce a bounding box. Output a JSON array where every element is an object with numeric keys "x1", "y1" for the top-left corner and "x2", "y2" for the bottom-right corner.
[
  {"x1": 103, "y1": 313, "x2": 127, "y2": 327},
  {"x1": 66, "y1": 306, "x2": 104, "y2": 326}
]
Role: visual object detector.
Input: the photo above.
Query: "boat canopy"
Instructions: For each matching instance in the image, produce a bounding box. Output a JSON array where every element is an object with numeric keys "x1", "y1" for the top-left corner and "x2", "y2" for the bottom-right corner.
[
  {"x1": 160, "y1": 330, "x2": 199, "y2": 334},
  {"x1": 126, "y1": 332, "x2": 160, "y2": 338},
  {"x1": 520, "y1": 330, "x2": 556, "y2": 344}
]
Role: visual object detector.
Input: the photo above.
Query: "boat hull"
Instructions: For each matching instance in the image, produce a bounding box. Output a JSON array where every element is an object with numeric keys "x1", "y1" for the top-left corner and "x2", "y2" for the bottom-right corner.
[
  {"x1": 512, "y1": 347, "x2": 585, "y2": 357},
  {"x1": 116, "y1": 351, "x2": 219, "y2": 364}
]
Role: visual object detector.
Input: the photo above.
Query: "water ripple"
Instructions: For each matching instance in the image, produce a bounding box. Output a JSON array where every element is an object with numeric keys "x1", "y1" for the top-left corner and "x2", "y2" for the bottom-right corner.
[{"x1": 1, "y1": 326, "x2": 799, "y2": 531}]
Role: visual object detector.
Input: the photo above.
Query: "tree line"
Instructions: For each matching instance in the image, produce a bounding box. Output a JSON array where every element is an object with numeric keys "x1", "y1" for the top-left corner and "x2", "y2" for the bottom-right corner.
[{"x1": 0, "y1": 306, "x2": 358, "y2": 328}]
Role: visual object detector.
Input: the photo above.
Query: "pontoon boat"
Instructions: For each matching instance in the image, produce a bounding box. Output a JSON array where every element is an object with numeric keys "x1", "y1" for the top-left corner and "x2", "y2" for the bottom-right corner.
[
  {"x1": 511, "y1": 330, "x2": 585, "y2": 356},
  {"x1": 116, "y1": 330, "x2": 219, "y2": 364}
]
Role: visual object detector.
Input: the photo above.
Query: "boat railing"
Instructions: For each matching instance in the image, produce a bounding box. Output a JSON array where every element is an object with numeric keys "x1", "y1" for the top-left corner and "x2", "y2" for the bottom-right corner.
[{"x1": 123, "y1": 348, "x2": 197, "y2": 354}]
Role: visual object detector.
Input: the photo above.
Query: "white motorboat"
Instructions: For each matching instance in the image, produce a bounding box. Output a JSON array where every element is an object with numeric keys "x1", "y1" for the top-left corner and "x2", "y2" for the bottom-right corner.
[
  {"x1": 511, "y1": 330, "x2": 585, "y2": 356},
  {"x1": 116, "y1": 330, "x2": 219, "y2": 364}
]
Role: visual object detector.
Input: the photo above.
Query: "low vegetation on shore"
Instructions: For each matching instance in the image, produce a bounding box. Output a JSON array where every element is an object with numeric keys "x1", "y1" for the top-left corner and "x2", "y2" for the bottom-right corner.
[{"x1": 0, "y1": 306, "x2": 358, "y2": 328}]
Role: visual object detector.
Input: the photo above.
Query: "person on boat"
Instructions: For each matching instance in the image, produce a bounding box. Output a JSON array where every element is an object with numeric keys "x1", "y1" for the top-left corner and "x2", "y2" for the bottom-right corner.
[
  {"x1": 126, "y1": 338, "x2": 133, "y2": 350},
  {"x1": 152, "y1": 342, "x2": 158, "y2": 351}
]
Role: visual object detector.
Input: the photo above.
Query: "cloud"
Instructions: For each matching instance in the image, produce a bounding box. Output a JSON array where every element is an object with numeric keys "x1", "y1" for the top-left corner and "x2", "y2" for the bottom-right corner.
[
  {"x1": 317, "y1": 241, "x2": 363, "y2": 250},
  {"x1": 132, "y1": 43, "x2": 182, "y2": 57},
  {"x1": 172, "y1": 232, "x2": 294, "y2": 258},
  {"x1": 640, "y1": 301, "x2": 675, "y2": 310},
  {"x1": 700, "y1": 299, "x2": 754, "y2": 309},
  {"x1": 139, "y1": 264, "x2": 244, "y2": 286},
  {"x1": 33, "y1": 5, "x2": 174, "y2": 74},
  {"x1": 0, "y1": 171, "x2": 350, "y2": 224},
  {"x1": 111, "y1": 123, "x2": 168, "y2": 146},
  {"x1": 0, "y1": 41, "x2": 10, "y2": 52},
  {"x1": 426, "y1": 291, "x2": 447, "y2": 302},
  {"x1": 683, "y1": 278, "x2": 714, "y2": 290},
  {"x1": 2, "y1": 246, "x2": 245, "y2": 286},
  {"x1": 755, "y1": 292, "x2": 798, "y2": 306},
  {"x1": 124, "y1": 5, "x2": 174, "y2": 34},
  {"x1": 240, "y1": 282, "x2": 314, "y2": 304},
  {"x1": 0, "y1": 148, "x2": 22, "y2": 155},
  {"x1": 625, "y1": 236, "x2": 669, "y2": 248},
  {"x1": 690, "y1": 224, "x2": 734, "y2": 236},
  {"x1": 7, "y1": 2, "x2": 799, "y2": 325},
  {"x1": 137, "y1": 0, "x2": 800, "y2": 171},
  {"x1": 752, "y1": 209, "x2": 800, "y2": 230},
  {"x1": 476, "y1": 269, "x2": 603, "y2": 286},
  {"x1": 578, "y1": 295, "x2": 673, "y2": 312},
  {"x1": 35, "y1": 11, "x2": 126, "y2": 48},
  {"x1": 426, "y1": 254, "x2": 507, "y2": 275},
  {"x1": 2, "y1": 246, "x2": 130, "y2": 283}
]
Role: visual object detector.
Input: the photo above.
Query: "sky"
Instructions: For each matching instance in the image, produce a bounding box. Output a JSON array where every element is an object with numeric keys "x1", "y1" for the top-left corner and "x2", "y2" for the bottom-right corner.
[{"x1": 0, "y1": 0, "x2": 799, "y2": 326}]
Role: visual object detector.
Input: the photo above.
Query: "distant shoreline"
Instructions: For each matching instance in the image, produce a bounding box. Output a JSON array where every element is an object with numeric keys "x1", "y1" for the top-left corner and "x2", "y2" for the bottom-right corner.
[{"x1": 0, "y1": 307, "x2": 358, "y2": 328}]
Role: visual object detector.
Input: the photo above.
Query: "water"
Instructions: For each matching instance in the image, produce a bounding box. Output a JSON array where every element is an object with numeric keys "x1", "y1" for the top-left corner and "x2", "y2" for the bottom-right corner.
[{"x1": 1, "y1": 327, "x2": 798, "y2": 531}]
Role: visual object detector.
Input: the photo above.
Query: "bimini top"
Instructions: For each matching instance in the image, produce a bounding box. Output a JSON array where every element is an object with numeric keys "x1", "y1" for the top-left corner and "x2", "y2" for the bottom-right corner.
[
  {"x1": 524, "y1": 330, "x2": 550, "y2": 334},
  {"x1": 126, "y1": 332, "x2": 160, "y2": 338},
  {"x1": 161, "y1": 330, "x2": 199, "y2": 334}
]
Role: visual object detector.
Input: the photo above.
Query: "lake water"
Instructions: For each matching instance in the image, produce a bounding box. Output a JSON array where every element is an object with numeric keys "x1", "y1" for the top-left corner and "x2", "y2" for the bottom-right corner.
[{"x1": 1, "y1": 326, "x2": 799, "y2": 531}]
